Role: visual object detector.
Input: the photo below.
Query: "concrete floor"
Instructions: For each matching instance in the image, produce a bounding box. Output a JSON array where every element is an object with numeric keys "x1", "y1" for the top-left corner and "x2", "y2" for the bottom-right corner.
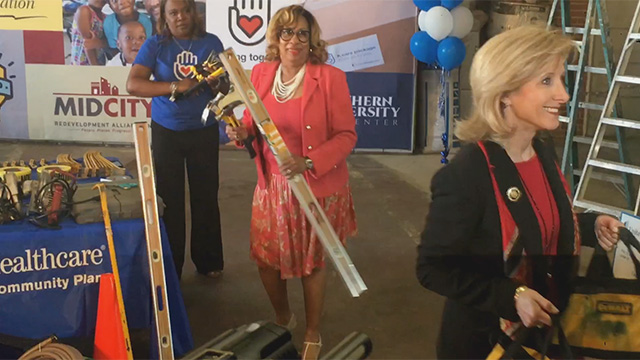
[
  {"x1": 2, "y1": 134, "x2": 638, "y2": 359},
  {"x1": 0, "y1": 142, "x2": 446, "y2": 359}
]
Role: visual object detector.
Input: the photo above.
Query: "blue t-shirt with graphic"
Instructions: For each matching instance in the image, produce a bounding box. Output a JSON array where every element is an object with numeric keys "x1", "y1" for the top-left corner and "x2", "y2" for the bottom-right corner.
[{"x1": 134, "y1": 33, "x2": 224, "y2": 131}]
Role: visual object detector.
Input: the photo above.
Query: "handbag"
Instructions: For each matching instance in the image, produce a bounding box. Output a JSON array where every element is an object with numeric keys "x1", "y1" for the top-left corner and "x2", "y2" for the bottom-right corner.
[
  {"x1": 561, "y1": 227, "x2": 640, "y2": 358},
  {"x1": 487, "y1": 316, "x2": 573, "y2": 360}
]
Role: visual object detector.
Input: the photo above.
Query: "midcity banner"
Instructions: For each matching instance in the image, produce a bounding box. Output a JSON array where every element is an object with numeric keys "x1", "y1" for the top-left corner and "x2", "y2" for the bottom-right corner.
[
  {"x1": 0, "y1": 0, "x2": 416, "y2": 150},
  {"x1": 26, "y1": 65, "x2": 146, "y2": 142}
]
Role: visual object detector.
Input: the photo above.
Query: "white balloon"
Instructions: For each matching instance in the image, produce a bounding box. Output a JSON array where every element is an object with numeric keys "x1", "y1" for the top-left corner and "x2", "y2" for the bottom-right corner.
[
  {"x1": 423, "y1": 6, "x2": 453, "y2": 41},
  {"x1": 450, "y1": 6, "x2": 474, "y2": 39},
  {"x1": 418, "y1": 10, "x2": 429, "y2": 32}
]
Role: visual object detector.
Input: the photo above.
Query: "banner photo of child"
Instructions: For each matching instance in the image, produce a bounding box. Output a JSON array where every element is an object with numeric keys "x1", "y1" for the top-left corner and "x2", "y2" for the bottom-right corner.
[
  {"x1": 69, "y1": 0, "x2": 108, "y2": 65},
  {"x1": 63, "y1": 0, "x2": 205, "y2": 66},
  {"x1": 103, "y1": 0, "x2": 152, "y2": 51},
  {"x1": 106, "y1": 20, "x2": 147, "y2": 66},
  {"x1": 143, "y1": 0, "x2": 160, "y2": 32}
]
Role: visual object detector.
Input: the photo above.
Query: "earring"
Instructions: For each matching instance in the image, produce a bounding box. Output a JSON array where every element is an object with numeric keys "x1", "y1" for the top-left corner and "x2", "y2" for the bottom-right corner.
[{"x1": 309, "y1": 48, "x2": 313, "y2": 52}]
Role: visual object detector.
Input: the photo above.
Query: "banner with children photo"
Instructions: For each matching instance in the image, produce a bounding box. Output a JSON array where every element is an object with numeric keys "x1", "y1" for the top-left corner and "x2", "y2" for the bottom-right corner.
[
  {"x1": 0, "y1": 0, "x2": 209, "y2": 143},
  {"x1": 3, "y1": 0, "x2": 416, "y2": 149},
  {"x1": 63, "y1": 0, "x2": 157, "y2": 66}
]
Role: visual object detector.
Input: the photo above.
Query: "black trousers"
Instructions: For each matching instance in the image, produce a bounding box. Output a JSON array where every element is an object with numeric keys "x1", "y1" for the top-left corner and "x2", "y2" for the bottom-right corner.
[{"x1": 151, "y1": 121, "x2": 223, "y2": 279}]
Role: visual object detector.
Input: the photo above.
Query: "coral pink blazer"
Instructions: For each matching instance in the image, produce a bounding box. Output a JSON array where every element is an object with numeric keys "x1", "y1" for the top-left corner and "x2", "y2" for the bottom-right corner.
[{"x1": 241, "y1": 61, "x2": 357, "y2": 198}]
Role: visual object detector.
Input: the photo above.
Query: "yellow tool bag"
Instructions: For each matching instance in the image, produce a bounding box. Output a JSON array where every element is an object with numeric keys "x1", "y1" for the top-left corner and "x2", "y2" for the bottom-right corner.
[
  {"x1": 561, "y1": 227, "x2": 640, "y2": 359},
  {"x1": 487, "y1": 317, "x2": 573, "y2": 360}
]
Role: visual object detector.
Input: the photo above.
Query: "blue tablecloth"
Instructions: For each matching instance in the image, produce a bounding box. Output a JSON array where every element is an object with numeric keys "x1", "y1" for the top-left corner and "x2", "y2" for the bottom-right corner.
[{"x1": 0, "y1": 218, "x2": 193, "y2": 357}]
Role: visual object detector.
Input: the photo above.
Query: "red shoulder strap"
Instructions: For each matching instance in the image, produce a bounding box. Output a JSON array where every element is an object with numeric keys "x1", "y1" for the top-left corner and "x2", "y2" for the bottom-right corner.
[{"x1": 477, "y1": 141, "x2": 517, "y2": 253}]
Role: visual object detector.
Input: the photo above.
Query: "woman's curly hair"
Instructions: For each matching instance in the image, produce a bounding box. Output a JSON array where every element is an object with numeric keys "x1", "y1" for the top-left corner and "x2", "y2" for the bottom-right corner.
[{"x1": 264, "y1": 5, "x2": 328, "y2": 64}]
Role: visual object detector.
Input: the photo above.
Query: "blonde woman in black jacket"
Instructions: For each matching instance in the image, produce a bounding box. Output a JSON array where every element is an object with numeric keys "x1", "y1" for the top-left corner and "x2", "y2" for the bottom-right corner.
[{"x1": 416, "y1": 26, "x2": 624, "y2": 359}]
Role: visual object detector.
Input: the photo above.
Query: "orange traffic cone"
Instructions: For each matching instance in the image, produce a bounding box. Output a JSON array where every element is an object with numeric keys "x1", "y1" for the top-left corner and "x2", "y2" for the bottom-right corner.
[{"x1": 94, "y1": 273, "x2": 130, "y2": 360}]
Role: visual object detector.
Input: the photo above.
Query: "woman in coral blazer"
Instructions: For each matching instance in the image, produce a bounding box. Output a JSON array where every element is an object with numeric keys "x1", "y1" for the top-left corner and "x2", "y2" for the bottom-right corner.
[{"x1": 226, "y1": 5, "x2": 357, "y2": 360}]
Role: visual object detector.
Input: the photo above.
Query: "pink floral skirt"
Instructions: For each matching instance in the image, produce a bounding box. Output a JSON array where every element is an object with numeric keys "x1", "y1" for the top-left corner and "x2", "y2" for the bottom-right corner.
[{"x1": 250, "y1": 173, "x2": 358, "y2": 279}]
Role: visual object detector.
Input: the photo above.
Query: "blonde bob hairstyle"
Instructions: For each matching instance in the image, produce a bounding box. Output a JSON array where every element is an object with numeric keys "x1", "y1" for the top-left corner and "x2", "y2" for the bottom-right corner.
[
  {"x1": 265, "y1": 5, "x2": 328, "y2": 64},
  {"x1": 455, "y1": 25, "x2": 576, "y2": 143}
]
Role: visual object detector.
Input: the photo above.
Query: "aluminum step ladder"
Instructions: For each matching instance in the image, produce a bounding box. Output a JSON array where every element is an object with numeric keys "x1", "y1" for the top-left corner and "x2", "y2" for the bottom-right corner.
[
  {"x1": 574, "y1": 0, "x2": 640, "y2": 217},
  {"x1": 547, "y1": 0, "x2": 633, "y2": 207}
]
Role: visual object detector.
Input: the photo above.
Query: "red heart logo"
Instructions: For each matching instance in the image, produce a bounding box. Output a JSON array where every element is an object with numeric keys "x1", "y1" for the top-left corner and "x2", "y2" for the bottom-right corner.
[
  {"x1": 238, "y1": 15, "x2": 263, "y2": 38},
  {"x1": 179, "y1": 65, "x2": 192, "y2": 77}
]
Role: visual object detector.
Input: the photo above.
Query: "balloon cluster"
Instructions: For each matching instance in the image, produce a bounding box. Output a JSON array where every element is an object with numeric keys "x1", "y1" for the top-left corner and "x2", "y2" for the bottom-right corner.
[{"x1": 410, "y1": 0, "x2": 472, "y2": 70}]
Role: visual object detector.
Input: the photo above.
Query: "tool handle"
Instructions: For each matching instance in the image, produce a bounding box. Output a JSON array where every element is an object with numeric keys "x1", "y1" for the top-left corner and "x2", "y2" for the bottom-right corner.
[
  {"x1": 243, "y1": 135, "x2": 256, "y2": 158},
  {"x1": 47, "y1": 184, "x2": 63, "y2": 225},
  {"x1": 174, "y1": 79, "x2": 209, "y2": 101}
]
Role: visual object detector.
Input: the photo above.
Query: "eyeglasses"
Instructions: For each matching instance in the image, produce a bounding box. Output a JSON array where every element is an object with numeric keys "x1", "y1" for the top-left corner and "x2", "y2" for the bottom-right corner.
[{"x1": 279, "y1": 28, "x2": 310, "y2": 43}]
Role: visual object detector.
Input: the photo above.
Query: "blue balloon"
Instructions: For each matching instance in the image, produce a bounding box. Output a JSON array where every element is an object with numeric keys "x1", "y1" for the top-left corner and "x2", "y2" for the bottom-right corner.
[
  {"x1": 410, "y1": 31, "x2": 439, "y2": 65},
  {"x1": 413, "y1": 0, "x2": 440, "y2": 11},
  {"x1": 441, "y1": 0, "x2": 463, "y2": 10},
  {"x1": 437, "y1": 37, "x2": 466, "y2": 70}
]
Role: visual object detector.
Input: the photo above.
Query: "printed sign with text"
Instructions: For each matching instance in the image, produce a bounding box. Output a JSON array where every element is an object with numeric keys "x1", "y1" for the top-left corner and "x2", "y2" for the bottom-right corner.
[
  {"x1": 0, "y1": 0, "x2": 62, "y2": 31},
  {"x1": 26, "y1": 65, "x2": 149, "y2": 142},
  {"x1": 327, "y1": 34, "x2": 385, "y2": 73}
]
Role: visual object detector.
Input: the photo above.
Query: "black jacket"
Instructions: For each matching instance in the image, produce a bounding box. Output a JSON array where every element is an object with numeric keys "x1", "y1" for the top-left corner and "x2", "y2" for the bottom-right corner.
[{"x1": 416, "y1": 139, "x2": 597, "y2": 359}]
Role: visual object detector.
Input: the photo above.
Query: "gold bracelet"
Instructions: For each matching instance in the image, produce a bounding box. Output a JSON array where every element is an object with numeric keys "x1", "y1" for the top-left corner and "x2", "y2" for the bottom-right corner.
[{"x1": 514, "y1": 285, "x2": 528, "y2": 302}]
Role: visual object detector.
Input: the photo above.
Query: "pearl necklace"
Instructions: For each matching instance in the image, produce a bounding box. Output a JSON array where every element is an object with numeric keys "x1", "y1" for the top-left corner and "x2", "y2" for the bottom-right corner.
[{"x1": 271, "y1": 64, "x2": 306, "y2": 103}]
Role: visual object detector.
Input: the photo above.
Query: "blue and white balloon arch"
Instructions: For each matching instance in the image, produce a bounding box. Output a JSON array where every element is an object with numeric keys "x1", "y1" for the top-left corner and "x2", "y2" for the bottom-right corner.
[
  {"x1": 411, "y1": 0, "x2": 474, "y2": 163},
  {"x1": 411, "y1": 0, "x2": 472, "y2": 70}
]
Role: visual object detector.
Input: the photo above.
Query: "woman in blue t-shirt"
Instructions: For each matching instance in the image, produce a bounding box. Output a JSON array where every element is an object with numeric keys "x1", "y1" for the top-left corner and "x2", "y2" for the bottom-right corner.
[{"x1": 126, "y1": 0, "x2": 224, "y2": 280}]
